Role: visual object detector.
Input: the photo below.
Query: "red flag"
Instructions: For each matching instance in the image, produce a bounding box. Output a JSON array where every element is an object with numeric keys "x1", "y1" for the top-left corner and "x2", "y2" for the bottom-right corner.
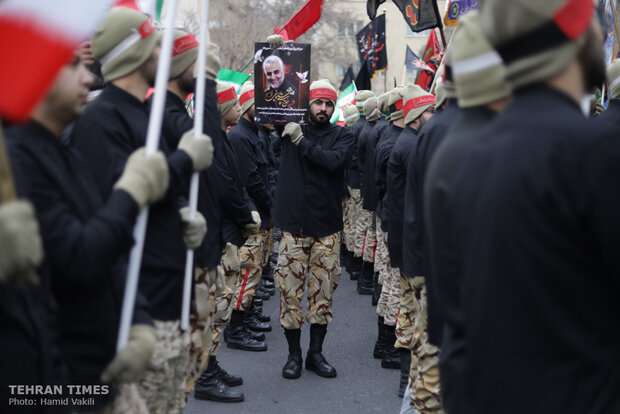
[
  {"x1": 273, "y1": 0, "x2": 325, "y2": 41},
  {"x1": 114, "y1": 0, "x2": 141, "y2": 10},
  {"x1": 0, "y1": 0, "x2": 110, "y2": 122},
  {"x1": 416, "y1": 29, "x2": 442, "y2": 91}
]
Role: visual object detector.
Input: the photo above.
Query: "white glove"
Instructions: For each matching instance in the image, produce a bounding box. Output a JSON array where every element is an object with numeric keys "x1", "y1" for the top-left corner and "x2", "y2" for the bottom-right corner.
[
  {"x1": 100, "y1": 324, "x2": 156, "y2": 384},
  {"x1": 0, "y1": 200, "x2": 43, "y2": 284},
  {"x1": 178, "y1": 130, "x2": 214, "y2": 172},
  {"x1": 267, "y1": 34, "x2": 284, "y2": 49},
  {"x1": 244, "y1": 211, "x2": 261, "y2": 235},
  {"x1": 179, "y1": 207, "x2": 207, "y2": 250},
  {"x1": 283, "y1": 122, "x2": 303, "y2": 146}
]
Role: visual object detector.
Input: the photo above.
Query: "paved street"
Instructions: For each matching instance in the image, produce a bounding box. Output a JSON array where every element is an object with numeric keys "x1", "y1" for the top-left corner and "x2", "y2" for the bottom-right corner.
[{"x1": 185, "y1": 265, "x2": 403, "y2": 414}]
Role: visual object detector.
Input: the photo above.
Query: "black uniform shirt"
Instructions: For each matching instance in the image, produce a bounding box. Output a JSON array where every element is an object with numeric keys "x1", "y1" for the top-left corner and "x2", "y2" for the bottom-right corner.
[
  {"x1": 448, "y1": 86, "x2": 620, "y2": 413},
  {"x1": 402, "y1": 101, "x2": 459, "y2": 280},
  {"x1": 375, "y1": 123, "x2": 403, "y2": 230},
  {"x1": 362, "y1": 118, "x2": 389, "y2": 211},
  {"x1": 596, "y1": 98, "x2": 620, "y2": 128},
  {"x1": 8, "y1": 121, "x2": 150, "y2": 407},
  {"x1": 72, "y1": 84, "x2": 193, "y2": 321},
  {"x1": 274, "y1": 122, "x2": 354, "y2": 237},
  {"x1": 423, "y1": 105, "x2": 497, "y2": 414},
  {"x1": 386, "y1": 126, "x2": 419, "y2": 269},
  {"x1": 228, "y1": 117, "x2": 273, "y2": 228},
  {"x1": 346, "y1": 115, "x2": 367, "y2": 189}
]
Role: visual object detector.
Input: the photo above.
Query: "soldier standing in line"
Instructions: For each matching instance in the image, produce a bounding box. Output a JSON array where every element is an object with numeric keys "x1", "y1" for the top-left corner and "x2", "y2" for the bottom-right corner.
[
  {"x1": 386, "y1": 84, "x2": 436, "y2": 397},
  {"x1": 71, "y1": 8, "x2": 213, "y2": 414},
  {"x1": 274, "y1": 79, "x2": 354, "y2": 380}
]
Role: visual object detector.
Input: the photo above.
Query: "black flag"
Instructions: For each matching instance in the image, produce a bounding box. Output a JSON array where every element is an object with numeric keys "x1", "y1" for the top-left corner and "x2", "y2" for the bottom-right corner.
[
  {"x1": 366, "y1": 0, "x2": 387, "y2": 20},
  {"x1": 355, "y1": 60, "x2": 371, "y2": 90},
  {"x1": 356, "y1": 14, "x2": 387, "y2": 79},
  {"x1": 393, "y1": 0, "x2": 441, "y2": 33},
  {"x1": 339, "y1": 65, "x2": 356, "y2": 91}
]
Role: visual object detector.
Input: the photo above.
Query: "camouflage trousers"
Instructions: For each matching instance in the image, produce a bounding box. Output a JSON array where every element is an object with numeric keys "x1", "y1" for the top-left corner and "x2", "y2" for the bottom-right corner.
[
  {"x1": 275, "y1": 231, "x2": 341, "y2": 330},
  {"x1": 376, "y1": 226, "x2": 401, "y2": 326},
  {"x1": 208, "y1": 243, "x2": 240, "y2": 356},
  {"x1": 81, "y1": 384, "x2": 148, "y2": 414},
  {"x1": 374, "y1": 217, "x2": 389, "y2": 281},
  {"x1": 409, "y1": 277, "x2": 442, "y2": 413},
  {"x1": 395, "y1": 272, "x2": 416, "y2": 350},
  {"x1": 185, "y1": 266, "x2": 220, "y2": 397},
  {"x1": 136, "y1": 320, "x2": 191, "y2": 414},
  {"x1": 360, "y1": 209, "x2": 376, "y2": 263},
  {"x1": 342, "y1": 197, "x2": 352, "y2": 249},
  {"x1": 234, "y1": 229, "x2": 267, "y2": 311},
  {"x1": 347, "y1": 189, "x2": 365, "y2": 257},
  {"x1": 262, "y1": 228, "x2": 275, "y2": 267},
  {"x1": 376, "y1": 264, "x2": 401, "y2": 326}
]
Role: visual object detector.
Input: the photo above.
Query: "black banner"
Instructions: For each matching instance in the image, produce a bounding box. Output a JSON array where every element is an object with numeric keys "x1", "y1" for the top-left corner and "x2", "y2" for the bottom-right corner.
[{"x1": 355, "y1": 14, "x2": 387, "y2": 79}]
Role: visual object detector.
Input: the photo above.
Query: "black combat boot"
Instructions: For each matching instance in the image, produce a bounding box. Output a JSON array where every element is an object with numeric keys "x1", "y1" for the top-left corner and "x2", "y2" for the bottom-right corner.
[
  {"x1": 225, "y1": 310, "x2": 267, "y2": 352},
  {"x1": 209, "y1": 356, "x2": 243, "y2": 387},
  {"x1": 381, "y1": 324, "x2": 401, "y2": 369},
  {"x1": 262, "y1": 259, "x2": 275, "y2": 283},
  {"x1": 254, "y1": 287, "x2": 270, "y2": 301},
  {"x1": 398, "y1": 349, "x2": 412, "y2": 397},
  {"x1": 251, "y1": 298, "x2": 271, "y2": 323},
  {"x1": 349, "y1": 255, "x2": 362, "y2": 281},
  {"x1": 258, "y1": 278, "x2": 275, "y2": 296},
  {"x1": 340, "y1": 243, "x2": 350, "y2": 271},
  {"x1": 243, "y1": 307, "x2": 272, "y2": 332},
  {"x1": 357, "y1": 260, "x2": 375, "y2": 295},
  {"x1": 282, "y1": 328, "x2": 303, "y2": 379},
  {"x1": 372, "y1": 273, "x2": 381, "y2": 306},
  {"x1": 373, "y1": 316, "x2": 386, "y2": 359},
  {"x1": 305, "y1": 324, "x2": 337, "y2": 378},
  {"x1": 194, "y1": 359, "x2": 244, "y2": 402}
]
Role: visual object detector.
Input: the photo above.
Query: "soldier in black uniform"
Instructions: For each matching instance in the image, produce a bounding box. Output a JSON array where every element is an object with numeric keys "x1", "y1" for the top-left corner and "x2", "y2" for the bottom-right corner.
[
  {"x1": 423, "y1": 12, "x2": 512, "y2": 413},
  {"x1": 428, "y1": 1, "x2": 620, "y2": 412}
]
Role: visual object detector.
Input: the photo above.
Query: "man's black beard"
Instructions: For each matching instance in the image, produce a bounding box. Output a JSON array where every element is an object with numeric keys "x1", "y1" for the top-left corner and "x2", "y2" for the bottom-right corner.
[
  {"x1": 579, "y1": 27, "x2": 606, "y2": 92},
  {"x1": 308, "y1": 110, "x2": 331, "y2": 127}
]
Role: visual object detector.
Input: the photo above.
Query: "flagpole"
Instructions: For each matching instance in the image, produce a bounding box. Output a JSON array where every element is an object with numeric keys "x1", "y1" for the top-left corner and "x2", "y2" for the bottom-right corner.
[
  {"x1": 383, "y1": 9, "x2": 388, "y2": 93},
  {"x1": 238, "y1": 25, "x2": 286, "y2": 73},
  {"x1": 432, "y1": 0, "x2": 447, "y2": 48},
  {"x1": 117, "y1": 0, "x2": 180, "y2": 352},
  {"x1": 181, "y1": 0, "x2": 210, "y2": 332}
]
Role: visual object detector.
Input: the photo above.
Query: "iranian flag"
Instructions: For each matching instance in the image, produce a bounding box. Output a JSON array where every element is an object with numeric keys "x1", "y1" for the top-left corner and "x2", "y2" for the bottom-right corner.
[
  {"x1": 216, "y1": 68, "x2": 251, "y2": 94},
  {"x1": 0, "y1": 0, "x2": 110, "y2": 122},
  {"x1": 331, "y1": 81, "x2": 357, "y2": 126}
]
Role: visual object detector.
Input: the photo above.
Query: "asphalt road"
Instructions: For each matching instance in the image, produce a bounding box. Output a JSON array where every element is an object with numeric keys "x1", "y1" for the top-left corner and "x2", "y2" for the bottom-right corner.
[{"x1": 185, "y1": 264, "x2": 404, "y2": 414}]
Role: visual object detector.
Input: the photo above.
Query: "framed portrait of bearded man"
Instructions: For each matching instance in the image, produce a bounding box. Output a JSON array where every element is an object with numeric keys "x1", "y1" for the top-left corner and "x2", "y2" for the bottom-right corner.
[{"x1": 253, "y1": 42, "x2": 310, "y2": 125}]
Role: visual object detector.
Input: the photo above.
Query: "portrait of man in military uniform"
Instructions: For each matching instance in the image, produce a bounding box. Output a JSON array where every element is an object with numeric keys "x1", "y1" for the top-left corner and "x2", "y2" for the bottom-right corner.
[
  {"x1": 263, "y1": 55, "x2": 299, "y2": 109},
  {"x1": 254, "y1": 42, "x2": 310, "y2": 125}
]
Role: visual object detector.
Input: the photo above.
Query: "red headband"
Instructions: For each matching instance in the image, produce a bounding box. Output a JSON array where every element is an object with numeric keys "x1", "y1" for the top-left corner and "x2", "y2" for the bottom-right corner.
[
  {"x1": 310, "y1": 88, "x2": 337, "y2": 102},
  {"x1": 172, "y1": 34, "x2": 198, "y2": 57},
  {"x1": 217, "y1": 87, "x2": 237, "y2": 104},
  {"x1": 240, "y1": 89, "x2": 255, "y2": 106},
  {"x1": 553, "y1": 0, "x2": 593, "y2": 41},
  {"x1": 404, "y1": 95, "x2": 436, "y2": 117},
  {"x1": 393, "y1": 98, "x2": 403, "y2": 111},
  {"x1": 138, "y1": 19, "x2": 155, "y2": 39}
]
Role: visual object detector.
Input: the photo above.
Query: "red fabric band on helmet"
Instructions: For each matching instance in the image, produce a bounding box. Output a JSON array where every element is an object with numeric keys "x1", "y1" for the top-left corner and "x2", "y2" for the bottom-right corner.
[
  {"x1": 393, "y1": 98, "x2": 403, "y2": 111},
  {"x1": 310, "y1": 88, "x2": 337, "y2": 102},
  {"x1": 172, "y1": 34, "x2": 198, "y2": 57},
  {"x1": 138, "y1": 19, "x2": 155, "y2": 39},
  {"x1": 217, "y1": 87, "x2": 237, "y2": 103},
  {"x1": 553, "y1": 0, "x2": 594, "y2": 41},
  {"x1": 404, "y1": 95, "x2": 436, "y2": 117},
  {"x1": 240, "y1": 89, "x2": 255, "y2": 105}
]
